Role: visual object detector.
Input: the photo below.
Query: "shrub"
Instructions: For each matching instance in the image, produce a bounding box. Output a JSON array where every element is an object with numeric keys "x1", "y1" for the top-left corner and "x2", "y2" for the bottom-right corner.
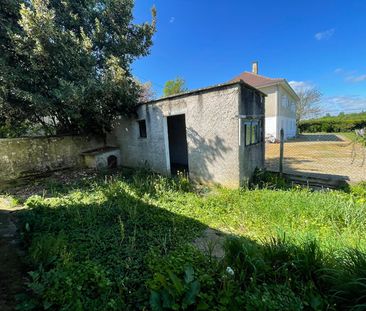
[
  {"x1": 350, "y1": 182, "x2": 366, "y2": 200},
  {"x1": 329, "y1": 249, "x2": 366, "y2": 310},
  {"x1": 243, "y1": 284, "x2": 303, "y2": 310},
  {"x1": 28, "y1": 233, "x2": 69, "y2": 268},
  {"x1": 223, "y1": 236, "x2": 332, "y2": 310},
  {"x1": 149, "y1": 265, "x2": 201, "y2": 310},
  {"x1": 18, "y1": 261, "x2": 118, "y2": 311},
  {"x1": 146, "y1": 237, "x2": 336, "y2": 310},
  {"x1": 251, "y1": 168, "x2": 289, "y2": 189},
  {"x1": 147, "y1": 246, "x2": 220, "y2": 310}
]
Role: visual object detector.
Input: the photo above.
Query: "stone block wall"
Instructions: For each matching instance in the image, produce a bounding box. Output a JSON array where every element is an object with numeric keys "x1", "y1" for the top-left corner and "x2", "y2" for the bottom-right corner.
[{"x1": 0, "y1": 136, "x2": 103, "y2": 181}]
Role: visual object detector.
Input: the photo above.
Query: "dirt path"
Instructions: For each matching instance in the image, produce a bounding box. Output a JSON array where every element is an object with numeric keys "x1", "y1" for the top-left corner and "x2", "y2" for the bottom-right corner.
[
  {"x1": 0, "y1": 198, "x2": 26, "y2": 311},
  {"x1": 193, "y1": 228, "x2": 226, "y2": 259}
]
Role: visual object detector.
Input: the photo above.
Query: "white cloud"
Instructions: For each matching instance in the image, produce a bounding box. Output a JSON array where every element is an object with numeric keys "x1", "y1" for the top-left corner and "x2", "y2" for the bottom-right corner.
[
  {"x1": 334, "y1": 68, "x2": 366, "y2": 83},
  {"x1": 320, "y1": 95, "x2": 366, "y2": 114},
  {"x1": 314, "y1": 28, "x2": 335, "y2": 41},
  {"x1": 289, "y1": 81, "x2": 315, "y2": 92},
  {"x1": 169, "y1": 17, "x2": 175, "y2": 23},
  {"x1": 334, "y1": 68, "x2": 343, "y2": 74},
  {"x1": 345, "y1": 74, "x2": 366, "y2": 83}
]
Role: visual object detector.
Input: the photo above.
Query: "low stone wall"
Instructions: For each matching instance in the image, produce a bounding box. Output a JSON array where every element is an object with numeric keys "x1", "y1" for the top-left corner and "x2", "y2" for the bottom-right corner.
[{"x1": 0, "y1": 136, "x2": 104, "y2": 181}]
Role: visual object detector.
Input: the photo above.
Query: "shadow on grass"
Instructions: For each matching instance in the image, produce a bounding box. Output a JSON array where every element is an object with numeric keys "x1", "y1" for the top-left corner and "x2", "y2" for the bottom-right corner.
[
  {"x1": 0, "y1": 168, "x2": 134, "y2": 202},
  {"x1": 0, "y1": 209, "x2": 27, "y2": 311},
  {"x1": 16, "y1": 180, "x2": 211, "y2": 309},
  {"x1": 3, "y1": 169, "x2": 366, "y2": 310}
]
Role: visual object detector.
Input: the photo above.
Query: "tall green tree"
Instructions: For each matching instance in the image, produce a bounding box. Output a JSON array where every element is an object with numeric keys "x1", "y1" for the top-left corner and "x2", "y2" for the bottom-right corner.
[
  {"x1": 0, "y1": 0, "x2": 24, "y2": 135},
  {"x1": 0, "y1": 1, "x2": 20, "y2": 68},
  {"x1": 0, "y1": 0, "x2": 156, "y2": 136},
  {"x1": 163, "y1": 78, "x2": 188, "y2": 97}
]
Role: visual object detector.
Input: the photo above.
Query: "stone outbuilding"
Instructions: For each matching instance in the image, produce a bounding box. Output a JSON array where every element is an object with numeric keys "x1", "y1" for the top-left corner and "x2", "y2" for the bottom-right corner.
[{"x1": 107, "y1": 81, "x2": 266, "y2": 188}]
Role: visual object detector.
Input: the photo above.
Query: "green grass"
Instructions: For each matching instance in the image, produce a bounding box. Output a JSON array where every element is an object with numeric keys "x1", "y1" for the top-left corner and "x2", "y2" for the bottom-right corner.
[
  {"x1": 0, "y1": 195, "x2": 19, "y2": 210},
  {"x1": 15, "y1": 170, "x2": 366, "y2": 310},
  {"x1": 338, "y1": 132, "x2": 358, "y2": 141},
  {"x1": 308, "y1": 112, "x2": 366, "y2": 123}
]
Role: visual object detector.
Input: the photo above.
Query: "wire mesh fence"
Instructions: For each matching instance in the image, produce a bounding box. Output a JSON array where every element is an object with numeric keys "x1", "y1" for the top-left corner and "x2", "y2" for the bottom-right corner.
[{"x1": 265, "y1": 129, "x2": 366, "y2": 183}]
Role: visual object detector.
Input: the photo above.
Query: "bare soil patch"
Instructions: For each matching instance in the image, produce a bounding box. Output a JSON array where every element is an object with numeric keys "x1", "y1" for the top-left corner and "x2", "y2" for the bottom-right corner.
[
  {"x1": 193, "y1": 228, "x2": 226, "y2": 259},
  {"x1": 0, "y1": 169, "x2": 99, "y2": 201},
  {"x1": 266, "y1": 133, "x2": 365, "y2": 182}
]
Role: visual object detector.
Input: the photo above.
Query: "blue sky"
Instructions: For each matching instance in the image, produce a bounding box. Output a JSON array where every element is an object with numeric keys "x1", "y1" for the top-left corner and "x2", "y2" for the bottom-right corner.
[{"x1": 132, "y1": 0, "x2": 366, "y2": 114}]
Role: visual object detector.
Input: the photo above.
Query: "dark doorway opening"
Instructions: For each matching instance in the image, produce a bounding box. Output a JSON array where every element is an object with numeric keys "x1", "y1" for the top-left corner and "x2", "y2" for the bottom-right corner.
[
  {"x1": 107, "y1": 155, "x2": 118, "y2": 169},
  {"x1": 167, "y1": 114, "x2": 189, "y2": 175}
]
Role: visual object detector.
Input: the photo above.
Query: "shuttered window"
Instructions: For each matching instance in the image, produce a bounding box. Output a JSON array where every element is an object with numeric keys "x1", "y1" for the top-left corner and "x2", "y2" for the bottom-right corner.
[{"x1": 244, "y1": 120, "x2": 261, "y2": 146}]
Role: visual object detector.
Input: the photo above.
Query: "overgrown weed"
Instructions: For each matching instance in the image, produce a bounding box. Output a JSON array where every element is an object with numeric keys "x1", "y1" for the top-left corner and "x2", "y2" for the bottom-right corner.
[{"x1": 16, "y1": 170, "x2": 366, "y2": 310}]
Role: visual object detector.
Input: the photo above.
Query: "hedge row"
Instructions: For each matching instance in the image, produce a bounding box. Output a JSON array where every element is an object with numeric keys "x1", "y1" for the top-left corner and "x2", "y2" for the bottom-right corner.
[{"x1": 299, "y1": 119, "x2": 366, "y2": 133}]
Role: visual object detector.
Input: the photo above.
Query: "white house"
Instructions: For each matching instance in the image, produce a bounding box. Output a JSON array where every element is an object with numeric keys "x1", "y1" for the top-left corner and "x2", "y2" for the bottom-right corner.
[{"x1": 231, "y1": 62, "x2": 299, "y2": 140}]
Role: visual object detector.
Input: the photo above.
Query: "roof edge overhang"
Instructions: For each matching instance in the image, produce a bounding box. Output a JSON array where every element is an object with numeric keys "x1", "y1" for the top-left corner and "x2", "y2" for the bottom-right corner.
[
  {"x1": 140, "y1": 80, "x2": 267, "y2": 106},
  {"x1": 256, "y1": 80, "x2": 300, "y2": 101},
  {"x1": 281, "y1": 80, "x2": 301, "y2": 101}
]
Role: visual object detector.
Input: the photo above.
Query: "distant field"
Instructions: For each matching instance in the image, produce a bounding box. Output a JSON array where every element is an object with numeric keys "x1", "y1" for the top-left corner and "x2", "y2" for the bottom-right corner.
[{"x1": 266, "y1": 132, "x2": 365, "y2": 182}]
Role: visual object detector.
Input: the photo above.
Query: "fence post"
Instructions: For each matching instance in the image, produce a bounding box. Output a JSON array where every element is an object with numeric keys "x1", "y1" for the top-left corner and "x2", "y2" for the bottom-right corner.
[{"x1": 279, "y1": 128, "x2": 284, "y2": 177}]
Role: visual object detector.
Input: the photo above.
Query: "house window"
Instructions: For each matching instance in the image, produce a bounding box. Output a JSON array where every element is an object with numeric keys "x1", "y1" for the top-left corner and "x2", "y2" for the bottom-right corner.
[
  {"x1": 281, "y1": 95, "x2": 287, "y2": 108},
  {"x1": 244, "y1": 120, "x2": 261, "y2": 146},
  {"x1": 290, "y1": 102, "x2": 296, "y2": 112},
  {"x1": 245, "y1": 123, "x2": 251, "y2": 146},
  {"x1": 138, "y1": 120, "x2": 147, "y2": 138}
]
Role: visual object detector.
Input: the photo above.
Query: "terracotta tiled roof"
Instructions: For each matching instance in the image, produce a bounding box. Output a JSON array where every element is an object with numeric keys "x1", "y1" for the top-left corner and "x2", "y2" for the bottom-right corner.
[{"x1": 231, "y1": 71, "x2": 284, "y2": 88}]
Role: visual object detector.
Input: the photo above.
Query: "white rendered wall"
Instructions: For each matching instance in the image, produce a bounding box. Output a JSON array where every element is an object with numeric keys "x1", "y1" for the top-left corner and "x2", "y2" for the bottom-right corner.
[
  {"x1": 277, "y1": 116, "x2": 297, "y2": 139},
  {"x1": 108, "y1": 84, "x2": 242, "y2": 187},
  {"x1": 265, "y1": 116, "x2": 277, "y2": 138},
  {"x1": 259, "y1": 84, "x2": 298, "y2": 140}
]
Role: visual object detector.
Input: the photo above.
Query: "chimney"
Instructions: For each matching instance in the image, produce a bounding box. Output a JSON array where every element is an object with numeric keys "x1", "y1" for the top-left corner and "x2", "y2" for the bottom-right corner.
[{"x1": 252, "y1": 61, "x2": 258, "y2": 74}]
